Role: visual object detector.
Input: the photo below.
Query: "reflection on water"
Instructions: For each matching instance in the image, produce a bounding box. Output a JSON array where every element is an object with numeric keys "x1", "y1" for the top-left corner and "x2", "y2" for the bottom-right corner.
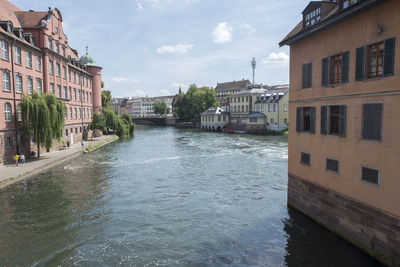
[{"x1": 0, "y1": 126, "x2": 380, "y2": 266}]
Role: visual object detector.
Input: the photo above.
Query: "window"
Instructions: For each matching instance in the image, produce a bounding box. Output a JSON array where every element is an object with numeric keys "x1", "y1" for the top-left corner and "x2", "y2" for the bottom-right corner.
[
  {"x1": 250, "y1": 117, "x2": 257, "y2": 123},
  {"x1": 57, "y1": 84, "x2": 61, "y2": 98},
  {"x1": 74, "y1": 108, "x2": 77, "y2": 119},
  {"x1": 75, "y1": 128, "x2": 78, "y2": 134},
  {"x1": 69, "y1": 107, "x2": 72, "y2": 119},
  {"x1": 356, "y1": 38, "x2": 395, "y2": 80},
  {"x1": 62, "y1": 47, "x2": 65, "y2": 57},
  {"x1": 273, "y1": 104, "x2": 277, "y2": 112},
  {"x1": 78, "y1": 90, "x2": 81, "y2": 101},
  {"x1": 83, "y1": 108, "x2": 86, "y2": 119},
  {"x1": 361, "y1": 166, "x2": 380, "y2": 185},
  {"x1": 296, "y1": 106, "x2": 316, "y2": 133},
  {"x1": 25, "y1": 51, "x2": 32, "y2": 68},
  {"x1": 284, "y1": 118, "x2": 288, "y2": 124},
  {"x1": 64, "y1": 108, "x2": 67, "y2": 120},
  {"x1": 1, "y1": 40, "x2": 9, "y2": 60},
  {"x1": 73, "y1": 72, "x2": 76, "y2": 83},
  {"x1": 302, "y1": 62, "x2": 312, "y2": 89},
  {"x1": 35, "y1": 55, "x2": 41, "y2": 71},
  {"x1": 7, "y1": 137, "x2": 11, "y2": 148},
  {"x1": 48, "y1": 37, "x2": 52, "y2": 50},
  {"x1": 271, "y1": 118, "x2": 274, "y2": 124},
  {"x1": 68, "y1": 70, "x2": 71, "y2": 81},
  {"x1": 16, "y1": 74, "x2": 23, "y2": 93},
  {"x1": 20, "y1": 135, "x2": 24, "y2": 146},
  {"x1": 49, "y1": 59, "x2": 54, "y2": 74},
  {"x1": 284, "y1": 104, "x2": 288, "y2": 112},
  {"x1": 55, "y1": 43, "x2": 59, "y2": 54},
  {"x1": 36, "y1": 78, "x2": 42, "y2": 93},
  {"x1": 62, "y1": 66, "x2": 66, "y2": 79},
  {"x1": 56, "y1": 63, "x2": 60, "y2": 77},
  {"x1": 65, "y1": 129, "x2": 68, "y2": 136},
  {"x1": 69, "y1": 87, "x2": 72, "y2": 99},
  {"x1": 86, "y1": 92, "x2": 89, "y2": 103},
  {"x1": 50, "y1": 83, "x2": 55, "y2": 94},
  {"x1": 27, "y1": 76, "x2": 33, "y2": 94},
  {"x1": 55, "y1": 27, "x2": 58, "y2": 34},
  {"x1": 14, "y1": 46, "x2": 21, "y2": 64},
  {"x1": 73, "y1": 89, "x2": 76, "y2": 100},
  {"x1": 17, "y1": 104, "x2": 22, "y2": 122},
  {"x1": 4, "y1": 102, "x2": 12, "y2": 122},
  {"x1": 362, "y1": 103, "x2": 383, "y2": 141},
  {"x1": 300, "y1": 152, "x2": 310, "y2": 165},
  {"x1": 268, "y1": 104, "x2": 272, "y2": 112},
  {"x1": 321, "y1": 105, "x2": 346, "y2": 136},
  {"x1": 326, "y1": 158, "x2": 339, "y2": 173},
  {"x1": 63, "y1": 86, "x2": 67, "y2": 99}
]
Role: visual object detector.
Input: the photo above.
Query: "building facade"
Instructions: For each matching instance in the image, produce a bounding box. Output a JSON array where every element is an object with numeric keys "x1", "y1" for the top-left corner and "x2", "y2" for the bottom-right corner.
[
  {"x1": 280, "y1": 0, "x2": 400, "y2": 264},
  {"x1": 123, "y1": 96, "x2": 174, "y2": 118},
  {"x1": 0, "y1": 0, "x2": 102, "y2": 164},
  {"x1": 215, "y1": 79, "x2": 250, "y2": 108},
  {"x1": 200, "y1": 106, "x2": 227, "y2": 131}
]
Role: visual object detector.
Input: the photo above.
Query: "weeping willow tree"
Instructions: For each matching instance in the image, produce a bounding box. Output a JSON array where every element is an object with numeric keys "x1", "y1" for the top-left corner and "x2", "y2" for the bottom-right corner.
[{"x1": 21, "y1": 92, "x2": 66, "y2": 157}]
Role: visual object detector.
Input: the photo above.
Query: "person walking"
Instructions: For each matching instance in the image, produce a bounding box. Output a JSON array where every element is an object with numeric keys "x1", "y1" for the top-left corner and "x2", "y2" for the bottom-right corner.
[
  {"x1": 20, "y1": 153, "x2": 25, "y2": 166},
  {"x1": 13, "y1": 154, "x2": 19, "y2": 166}
]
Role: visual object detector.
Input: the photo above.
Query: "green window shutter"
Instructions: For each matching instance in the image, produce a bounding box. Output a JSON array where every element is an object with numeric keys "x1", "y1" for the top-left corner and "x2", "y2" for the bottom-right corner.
[
  {"x1": 302, "y1": 64, "x2": 307, "y2": 89},
  {"x1": 310, "y1": 107, "x2": 316, "y2": 134},
  {"x1": 307, "y1": 63, "x2": 313, "y2": 88},
  {"x1": 355, "y1": 46, "x2": 365, "y2": 81},
  {"x1": 322, "y1": 58, "x2": 329, "y2": 86},
  {"x1": 384, "y1": 37, "x2": 395, "y2": 76},
  {"x1": 341, "y1": 51, "x2": 349, "y2": 83},
  {"x1": 321, "y1": 106, "x2": 327, "y2": 135},
  {"x1": 339, "y1": 105, "x2": 347, "y2": 137},
  {"x1": 362, "y1": 103, "x2": 383, "y2": 140},
  {"x1": 296, "y1": 107, "x2": 302, "y2": 132}
]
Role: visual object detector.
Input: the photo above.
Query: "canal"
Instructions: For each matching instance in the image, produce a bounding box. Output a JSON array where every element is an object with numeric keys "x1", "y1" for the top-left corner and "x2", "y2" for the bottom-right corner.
[{"x1": 0, "y1": 126, "x2": 381, "y2": 266}]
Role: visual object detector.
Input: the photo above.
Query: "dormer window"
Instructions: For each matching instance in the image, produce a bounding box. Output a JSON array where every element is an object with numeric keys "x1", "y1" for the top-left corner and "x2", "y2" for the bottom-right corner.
[
  {"x1": 305, "y1": 7, "x2": 321, "y2": 27},
  {"x1": 343, "y1": 0, "x2": 358, "y2": 9},
  {"x1": 0, "y1": 21, "x2": 13, "y2": 34}
]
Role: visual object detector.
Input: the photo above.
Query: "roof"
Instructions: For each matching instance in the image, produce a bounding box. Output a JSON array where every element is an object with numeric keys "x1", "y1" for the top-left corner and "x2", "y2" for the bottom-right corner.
[
  {"x1": 280, "y1": 0, "x2": 386, "y2": 47},
  {"x1": 215, "y1": 79, "x2": 251, "y2": 92},
  {"x1": 0, "y1": 0, "x2": 21, "y2": 27},
  {"x1": 255, "y1": 87, "x2": 289, "y2": 104},
  {"x1": 14, "y1": 11, "x2": 48, "y2": 28},
  {"x1": 201, "y1": 106, "x2": 226, "y2": 115},
  {"x1": 230, "y1": 88, "x2": 267, "y2": 97},
  {"x1": 248, "y1": 112, "x2": 266, "y2": 118}
]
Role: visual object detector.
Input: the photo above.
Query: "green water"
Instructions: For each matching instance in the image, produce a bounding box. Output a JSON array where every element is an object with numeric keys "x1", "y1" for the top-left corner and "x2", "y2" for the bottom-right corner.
[{"x1": 0, "y1": 126, "x2": 381, "y2": 266}]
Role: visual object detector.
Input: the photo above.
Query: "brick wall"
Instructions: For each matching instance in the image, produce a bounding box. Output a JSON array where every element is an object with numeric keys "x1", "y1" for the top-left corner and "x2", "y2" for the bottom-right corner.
[{"x1": 288, "y1": 173, "x2": 400, "y2": 266}]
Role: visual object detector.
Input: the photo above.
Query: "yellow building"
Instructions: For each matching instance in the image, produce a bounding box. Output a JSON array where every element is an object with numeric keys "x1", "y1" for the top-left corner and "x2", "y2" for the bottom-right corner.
[
  {"x1": 280, "y1": 0, "x2": 400, "y2": 264},
  {"x1": 201, "y1": 107, "x2": 227, "y2": 131},
  {"x1": 254, "y1": 85, "x2": 289, "y2": 131}
]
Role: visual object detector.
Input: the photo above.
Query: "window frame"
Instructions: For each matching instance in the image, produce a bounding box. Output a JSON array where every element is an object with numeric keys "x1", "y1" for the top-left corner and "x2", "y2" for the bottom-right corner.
[
  {"x1": 300, "y1": 152, "x2": 311, "y2": 166},
  {"x1": 326, "y1": 158, "x2": 339, "y2": 174},
  {"x1": 4, "y1": 102, "x2": 12, "y2": 122},
  {"x1": 360, "y1": 166, "x2": 380, "y2": 186}
]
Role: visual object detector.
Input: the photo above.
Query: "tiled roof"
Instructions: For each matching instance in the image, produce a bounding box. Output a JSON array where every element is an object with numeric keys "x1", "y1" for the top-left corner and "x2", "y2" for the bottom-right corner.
[
  {"x1": 202, "y1": 106, "x2": 226, "y2": 115},
  {"x1": 255, "y1": 87, "x2": 289, "y2": 104},
  {"x1": 231, "y1": 88, "x2": 267, "y2": 97},
  {"x1": 0, "y1": 0, "x2": 21, "y2": 27},
  {"x1": 14, "y1": 11, "x2": 48, "y2": 28},
  {"x1": 215, "y1": 80, "x2": 251, "y2": 92}
]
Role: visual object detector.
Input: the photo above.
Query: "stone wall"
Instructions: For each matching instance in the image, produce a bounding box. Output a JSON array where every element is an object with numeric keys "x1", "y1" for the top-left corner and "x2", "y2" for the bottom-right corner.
[{"x1": 288, "y1": 173, "x2": 400, "y2": 266}]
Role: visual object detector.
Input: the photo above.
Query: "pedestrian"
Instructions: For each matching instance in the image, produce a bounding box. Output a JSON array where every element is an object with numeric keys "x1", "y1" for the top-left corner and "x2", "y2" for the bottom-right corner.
[
  {"x1": 13, "y1": 154, "x2": 19, "y2": 166},
  {"x1": 81, "y1": 139, "x2": 85, "y2": 148},
  {"x1": 20, "y1": 153, "x2": 25, "y2": 166}
]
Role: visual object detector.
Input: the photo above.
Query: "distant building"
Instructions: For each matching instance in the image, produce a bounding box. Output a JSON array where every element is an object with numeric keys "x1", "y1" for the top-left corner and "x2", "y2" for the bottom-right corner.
[
  {"x1": 280, "y1": 0, "x2": 400, "y2": 264},
  {"x1": 215, "y1": 79, "x2": 251, "y2": 108},
  {"x1": 120, "y1": 95, "x2": 174, "y2": 117},
  {"x1": 112, "y1": 98, "x2": 127, "y2": 115},
  {"x1": 200, "y1": 107, "x2": 227, "y2": 131},
  {"x1": 254, "y1": 85, "x2": 289, "y2": 131}
]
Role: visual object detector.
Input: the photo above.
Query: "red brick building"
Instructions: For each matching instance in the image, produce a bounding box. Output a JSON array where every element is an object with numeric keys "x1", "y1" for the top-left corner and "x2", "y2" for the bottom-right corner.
[{"x1": 0, "y1": 0, "x2": 102, "y2": 164}]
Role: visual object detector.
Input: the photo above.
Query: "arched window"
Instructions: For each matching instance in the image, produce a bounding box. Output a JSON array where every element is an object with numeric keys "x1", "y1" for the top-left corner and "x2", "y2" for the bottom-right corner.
[
  {"x1": 284, "y1": 118, "x2": 288, "y2": 124},
  {"x1": 17, "y1": 104, "x2": 22, "y2": 122},
  {"x1": 74, "y1": 108, "x2": 77, "y2": 119},
  {"x1": 4, "y1": 102, "x2": 12, "y2": 122}
]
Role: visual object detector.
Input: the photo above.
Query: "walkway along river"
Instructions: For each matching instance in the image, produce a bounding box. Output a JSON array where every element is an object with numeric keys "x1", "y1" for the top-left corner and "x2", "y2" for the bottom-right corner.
[{"x1": 0, "y1": 126, "x2": 381, "y2": 266}]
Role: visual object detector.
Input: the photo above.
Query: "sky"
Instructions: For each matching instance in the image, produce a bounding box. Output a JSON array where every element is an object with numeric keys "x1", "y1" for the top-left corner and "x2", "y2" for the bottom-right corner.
[{"x1": 13, "y1": 0, "x2": 311, "y2": 98}]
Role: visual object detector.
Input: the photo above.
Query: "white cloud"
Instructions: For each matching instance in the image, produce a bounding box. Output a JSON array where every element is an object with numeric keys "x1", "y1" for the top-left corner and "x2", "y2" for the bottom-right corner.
[
  {"x1": 171, "y1": 82, "x2": 188, "y2": 88},
  {"x1": 111, "y1": 77, "x2": 140, "y2": 83},
  {"x1": 137, "y1": 3, "x2": 144, "y2": 10},
  {"x1": 212, "y1": 22, "x2": 232, "y2": 44},
  {"x1": 158, "y1": 89, "x2": 173, "y2": 96},
  {"x1": 263, "y1": 52, "x2": 289, "y2": 67},
  {"x1": 240, "y1": 23, "x2": 255, "y2": 36},
  {"x1": 156, "y1": 44, "x2": 194, "y2": 54}
]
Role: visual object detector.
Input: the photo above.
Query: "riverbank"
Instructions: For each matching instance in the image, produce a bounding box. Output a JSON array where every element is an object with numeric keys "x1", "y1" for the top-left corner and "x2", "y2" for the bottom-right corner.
[{"x1": 0, "y1": 135, "x2": 118, "y2": 189}]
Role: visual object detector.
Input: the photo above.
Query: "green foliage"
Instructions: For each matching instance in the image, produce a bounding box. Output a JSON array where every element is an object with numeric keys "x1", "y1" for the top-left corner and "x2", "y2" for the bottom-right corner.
[
  {"x1": 89, "y1": 112, "x2": 106, "y2": 132},
  {"x1": 101, "y1": 81, "x2": 105, "y2": 88},
  {"x1": 173, "y1": 84, "x2": 218, "y2": 121},
  {"x1": 101, "y1": 90, "x2": 112, "y2": 109},
  {"x1": 154, "y1": 101, "x2": 168, "y2": 115},
  {"x1": 21, "y1": 92, "x2": 65, "y2": 157}
]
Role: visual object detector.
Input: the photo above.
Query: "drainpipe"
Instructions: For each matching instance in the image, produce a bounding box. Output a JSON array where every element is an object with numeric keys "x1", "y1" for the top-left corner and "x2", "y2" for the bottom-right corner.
[{"x1": 10, "y1": 38, "x2": 19, "y2": 155}]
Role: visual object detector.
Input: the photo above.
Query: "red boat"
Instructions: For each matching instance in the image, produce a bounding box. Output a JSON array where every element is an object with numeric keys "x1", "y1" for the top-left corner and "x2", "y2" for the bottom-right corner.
[{"x1": 223, "y1": 127, "x2": 233, "y2": 133}]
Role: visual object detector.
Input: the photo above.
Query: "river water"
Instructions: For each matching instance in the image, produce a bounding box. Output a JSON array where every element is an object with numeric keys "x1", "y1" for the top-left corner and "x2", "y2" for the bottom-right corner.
[{"x1": 0, "y1": 126, "x2": 381, "y2": 266}]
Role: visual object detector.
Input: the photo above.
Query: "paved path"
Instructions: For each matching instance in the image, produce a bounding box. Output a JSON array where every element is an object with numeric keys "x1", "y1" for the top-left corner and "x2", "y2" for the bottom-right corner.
[{"x1": 0, "y1": 135, "x2": 118, "y2": 189}]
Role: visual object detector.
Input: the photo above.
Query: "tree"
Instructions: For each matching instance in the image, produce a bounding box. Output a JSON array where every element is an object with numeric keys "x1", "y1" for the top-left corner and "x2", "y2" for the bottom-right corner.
[
  {"x1": 101, "y1": 90, "x2": 112, "y2": 109},
  {"x1": 21, "y1": 92, "x2": 65, "y2": 157},
  {"x1": 154, "y1": 101, "x2": 168, "y2": 115},
  {"x1": 173, "y1": 84, "x2": 218, "y2": 121},
  {"x1": 101, "y1": 81, "x2": 105, "y2": 88},
  {"x1": 89, "y1": 112, "x2": 106, "y2": 132}
]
